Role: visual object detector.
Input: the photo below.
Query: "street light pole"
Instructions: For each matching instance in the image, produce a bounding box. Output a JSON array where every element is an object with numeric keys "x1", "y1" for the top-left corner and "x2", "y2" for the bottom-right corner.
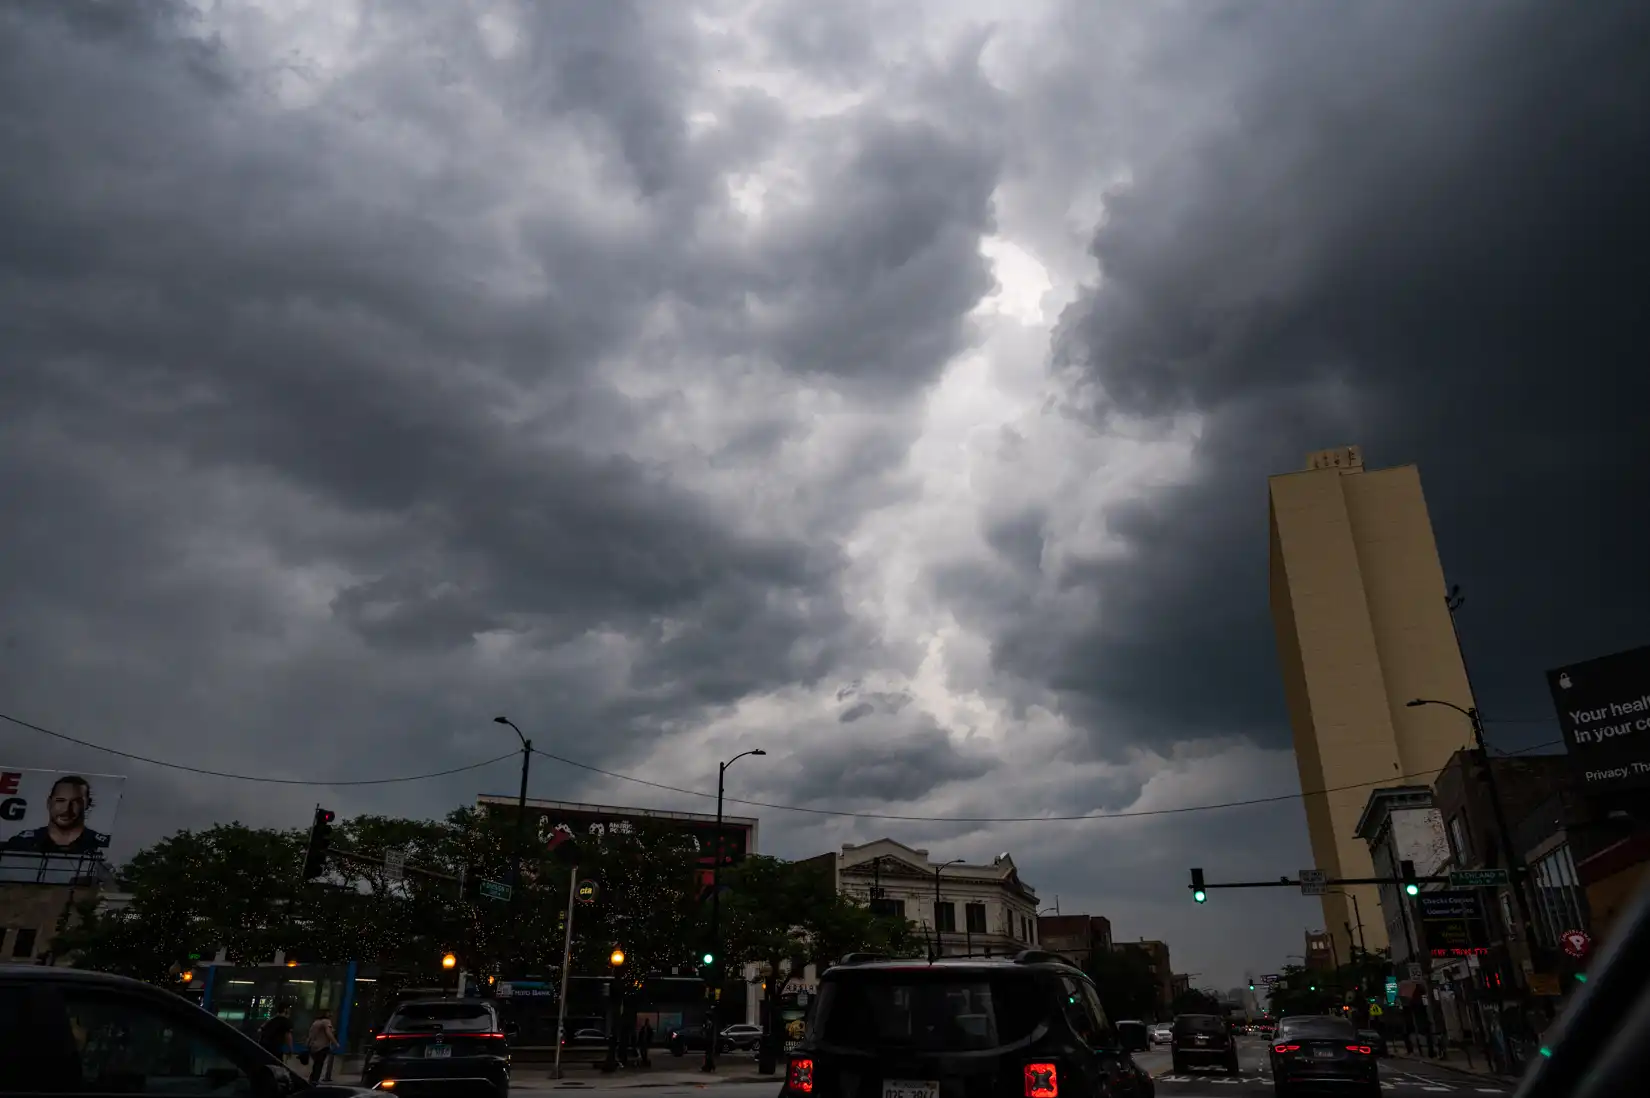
[
  {"x1": 493, "y1": 717, "x2": 532, "y2": 888},
  {"x1": 703, "y1": 748, "x2": 765, "y2": 1074}
]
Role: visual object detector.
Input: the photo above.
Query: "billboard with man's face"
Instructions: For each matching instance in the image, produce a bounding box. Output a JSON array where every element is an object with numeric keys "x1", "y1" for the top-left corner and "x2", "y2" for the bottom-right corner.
[{"x1": 0, "y1": 768, "x2": 124, "y2": 859}]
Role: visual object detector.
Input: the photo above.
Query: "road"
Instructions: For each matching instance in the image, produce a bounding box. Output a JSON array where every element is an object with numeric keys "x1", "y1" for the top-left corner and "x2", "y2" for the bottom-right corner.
[
  {"x1": 507, "y1": 1040, "x2": 1516, "y2": 1098},
  {"x1": 1133, "y1": 1037, "x2": 1517, "y2": 1097}
]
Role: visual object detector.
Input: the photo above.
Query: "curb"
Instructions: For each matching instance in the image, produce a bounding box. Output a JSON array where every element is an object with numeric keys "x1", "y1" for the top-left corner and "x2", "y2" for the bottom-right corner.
[{"x1": 1388, "y1": 1051, "x2": 1522, "y2": 1086}]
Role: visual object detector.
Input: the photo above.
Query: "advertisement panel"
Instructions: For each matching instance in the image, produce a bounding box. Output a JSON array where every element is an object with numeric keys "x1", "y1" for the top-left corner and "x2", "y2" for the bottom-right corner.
[
  {"x1": 1547, "y1": 643, "x2": 1650, "y2": 792},
  {"x1": 475, "y1": 797, "x2": 759, "y2": 898},
  {"x1": 1416, "y1": 890, "x2": 1490, "y2": 958},
  {"x1": 0, "y1": 767, "x2": 124, "y2": 877}
]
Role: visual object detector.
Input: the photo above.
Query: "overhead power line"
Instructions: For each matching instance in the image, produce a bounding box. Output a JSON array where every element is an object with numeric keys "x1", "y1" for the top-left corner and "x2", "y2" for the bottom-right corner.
[
  {"x1": 529, "y1": 737, "x2": 1569, "y2": 824},
  {"x1": 0, "y1": 711, "x2": 518, "y2": 786},
  {"x1": 3, "y1": 707, "x2": 1566, "y2": 824}
]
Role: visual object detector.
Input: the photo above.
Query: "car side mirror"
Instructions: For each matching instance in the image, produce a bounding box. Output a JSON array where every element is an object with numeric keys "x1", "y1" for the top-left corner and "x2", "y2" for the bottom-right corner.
[{"x1": 252, "y1": 1063, "x2": 296, "y2": 1098}]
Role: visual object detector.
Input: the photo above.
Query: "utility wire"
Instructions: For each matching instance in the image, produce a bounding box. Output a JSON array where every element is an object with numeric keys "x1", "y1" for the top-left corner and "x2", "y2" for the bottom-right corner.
[
  {"x1": 3, "y1": 707, "x2": 1566, "y2": 822},
  {"x1": 0, "y1": 711, "x2": 518, "y2": 786},
  {"x1": 529, "y1": 736, "x2": 1568, "y2": 824}
]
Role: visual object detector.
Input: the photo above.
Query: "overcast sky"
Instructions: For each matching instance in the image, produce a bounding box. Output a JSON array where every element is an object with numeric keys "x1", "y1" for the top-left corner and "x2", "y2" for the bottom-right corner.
[{"x1": 3, "y1": 0, "x2": 1646, "y2": 991}]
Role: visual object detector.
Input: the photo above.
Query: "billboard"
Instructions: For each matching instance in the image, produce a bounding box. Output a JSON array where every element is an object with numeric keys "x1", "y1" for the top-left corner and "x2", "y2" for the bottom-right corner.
[
  {"x1": 475, "y1": 796, "x2": 759, "y2": 897},
  {"x1": 0, "y1": 768, "x2": 124, "y2": 867},
  {"x1": 1547, "y1": 643, "x2": 1650, "y2": 793}
]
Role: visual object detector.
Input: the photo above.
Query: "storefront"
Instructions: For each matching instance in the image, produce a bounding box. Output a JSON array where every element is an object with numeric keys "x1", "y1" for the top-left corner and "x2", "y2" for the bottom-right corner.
[{"x1": 199, "y1": 963, "x2": 375, "y2": 1054}]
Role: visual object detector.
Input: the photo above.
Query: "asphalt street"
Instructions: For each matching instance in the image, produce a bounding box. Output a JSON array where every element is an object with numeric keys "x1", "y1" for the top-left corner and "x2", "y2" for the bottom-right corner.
[{"x1": 1134, "y1": 1038, "x2": 1517, "y2": 1097}]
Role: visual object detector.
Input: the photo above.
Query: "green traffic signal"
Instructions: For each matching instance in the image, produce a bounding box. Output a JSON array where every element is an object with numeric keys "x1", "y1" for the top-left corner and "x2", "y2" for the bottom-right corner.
[
  {"x1": 1193, "y1": 889, "x2": 1207, "y2": 903},
  {"x1": 1405, "y1": 882, "x2": 1420, "y2": 897},
  {"x1": 701, "y1": 952, "x2": 715, "y2": 965}
]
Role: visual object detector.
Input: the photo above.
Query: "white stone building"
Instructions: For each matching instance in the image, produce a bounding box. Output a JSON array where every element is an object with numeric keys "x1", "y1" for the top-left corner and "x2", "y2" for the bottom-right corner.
[
  {"x1": 833, "y1": 838, "x2": 1041, "y2": 957},
  {"x1": 1355, "y1": 785, "x2": 1451, "y2": 969}
]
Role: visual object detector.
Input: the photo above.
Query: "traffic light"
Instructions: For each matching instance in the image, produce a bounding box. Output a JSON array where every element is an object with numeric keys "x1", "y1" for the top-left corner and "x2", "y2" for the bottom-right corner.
[
  {"x1": 462, "y1": 864, "x2": 482, "y2": 903},
  {"x1": 1401, "y1": 859, "x2": 1420, "y2": 897},
  {"x1": 1249, "y1": 982, "x2": 1255, "y2": 991},
  {"x1": 1190, "y1": 867, "x2": 1207, "y2": 903},
  {"x1": 701, "y1": 951, "x2": 715, "y2": 966},
  {"x1": 302, "y1": 807, "x2": 335, "y2": 880}
]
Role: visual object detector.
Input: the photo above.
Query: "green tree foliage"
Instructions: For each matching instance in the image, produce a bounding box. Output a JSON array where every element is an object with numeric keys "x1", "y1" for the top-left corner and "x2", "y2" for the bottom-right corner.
[
  {"x1": 1084, "y1": 946, "x2": 1162, "y2": 1022},
  {"x1": 561, "y1": 822, "x2": 704, "y2": 981},
  {"x1": 720, "y1": 854, "x2": 920, "y2": 1045}
]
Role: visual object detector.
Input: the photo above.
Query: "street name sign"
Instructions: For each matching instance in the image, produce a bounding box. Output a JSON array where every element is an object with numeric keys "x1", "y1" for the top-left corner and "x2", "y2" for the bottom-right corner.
[
  {"x1": 1259, "y1": 973, "x2": 1280, "y2": 985},
  {"x1": 1300, "y1": 869, "x2": 1327, "y2": 896},
  {"x1": 479, "y1": 878, "x2": 513, "y2": 902},
  {"x1": 1449, "y1": 868, "x2": 1509, "y2": 888}
]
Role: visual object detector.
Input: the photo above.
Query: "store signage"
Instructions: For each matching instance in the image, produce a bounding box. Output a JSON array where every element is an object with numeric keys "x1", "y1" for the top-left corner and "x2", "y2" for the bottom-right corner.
[
  {"x1": 1547, "y1": 643, "x2": 1650, "y2": 792},
  {"x1": 1417, "y1": 890, "x2": 1489, "y2": 957},
  {"x1": 1560, "y1": 929, "x2": 1592, "y2": 958}
]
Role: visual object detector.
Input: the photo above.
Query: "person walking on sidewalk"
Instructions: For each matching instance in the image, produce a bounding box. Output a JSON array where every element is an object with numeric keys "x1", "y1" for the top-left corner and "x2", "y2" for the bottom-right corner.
[
  {"x1": 637, "y1": 1021, "x2": 653, "y2": 1067},
  {"x1": 305, "y1": 1011, "x2": 338, "y2": 1084},
  {"x1": 258, "y1": 1005, "x2": 295, "y2": 1062}
]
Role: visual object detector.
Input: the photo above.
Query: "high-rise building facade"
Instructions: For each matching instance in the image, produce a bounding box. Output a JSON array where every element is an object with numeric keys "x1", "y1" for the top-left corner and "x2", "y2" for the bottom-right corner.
[{"x1": 1268, "y1": 446, "x2": 1478, "y2": 961}]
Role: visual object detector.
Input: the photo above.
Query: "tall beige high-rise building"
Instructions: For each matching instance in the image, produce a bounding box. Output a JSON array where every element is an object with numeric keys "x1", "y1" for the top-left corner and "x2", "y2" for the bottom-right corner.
[{"x1": 1268, "y1": 446, "x2": 1477, "y2": 962}]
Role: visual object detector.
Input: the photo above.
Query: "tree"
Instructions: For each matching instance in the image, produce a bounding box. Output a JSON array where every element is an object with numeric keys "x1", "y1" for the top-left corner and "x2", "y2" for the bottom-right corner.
[
  {"x1": 721, "y1": 854, "x2": 919, "y2": 1067},
  {"x1": 1084, "y1": 946, "x2": 1161, "y2": 1022}
]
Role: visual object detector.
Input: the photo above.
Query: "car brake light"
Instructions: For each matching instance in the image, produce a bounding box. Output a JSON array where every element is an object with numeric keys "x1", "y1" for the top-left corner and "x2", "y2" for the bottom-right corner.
[
  {"x1": 1274, "y1": 1044, "x2": 1299, "y2": 1053},
  {"x1": 1346, "y1": 1045, "x2": 1372, "y2": 1055},
  {"x1": 1024, "y1": 1062, "x2": 1058, "y2": 1098},
  {"x1": 787, "y1": 1058, "x2": 814, "y2": 1094}
]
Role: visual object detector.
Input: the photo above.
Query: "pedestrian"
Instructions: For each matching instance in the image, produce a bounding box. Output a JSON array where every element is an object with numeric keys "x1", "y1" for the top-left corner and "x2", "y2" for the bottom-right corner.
[
  {"x1": 306, "y1": 1010, "x2": 338, "y2": 1084},
  {"x1": 637, "y1": 1020, "x2": 653, "y2": 1067},
  {"x1": 258, "y1": 1005, "x2": 295, "y2": 1062}
]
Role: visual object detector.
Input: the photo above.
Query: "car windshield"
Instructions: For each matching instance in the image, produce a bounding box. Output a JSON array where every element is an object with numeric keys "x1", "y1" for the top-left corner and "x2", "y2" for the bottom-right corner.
[
  {"x1": 1174, "y1": 1015, "x2": 1226, "y2": 1033},
  {"x1": 809, "y1": 970, "x2": 1045, "y2": 1051},
  {"x1": 390, "y1": 1004, "x2": 494, "y2": 1032},
  {"x1": 1281, "y1": 1018, "x2": 1356, "y2": 1039}
]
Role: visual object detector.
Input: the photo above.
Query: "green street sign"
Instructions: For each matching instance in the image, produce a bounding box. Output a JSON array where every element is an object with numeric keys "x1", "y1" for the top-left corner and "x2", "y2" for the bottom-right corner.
[
  {"x1": 1449, "y1": 868, "x2": 1509, "y2": 888},
  {"x1": 479, "y1": 879, "x2": 514, "y2": 902}
]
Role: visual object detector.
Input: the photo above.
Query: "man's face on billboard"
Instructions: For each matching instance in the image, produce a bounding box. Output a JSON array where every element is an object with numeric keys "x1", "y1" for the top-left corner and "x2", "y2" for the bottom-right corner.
[{"x1": 49, "y1": 784, "x2": 88, "y2": 830}]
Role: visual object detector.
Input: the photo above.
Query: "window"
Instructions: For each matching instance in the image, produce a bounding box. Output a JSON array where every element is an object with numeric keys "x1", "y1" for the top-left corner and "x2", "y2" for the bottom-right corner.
[
  {"x1": 965, "y1": 903, "x2": 987, "y2": 934},
  {"x1": 62, "y1": 991, "x2": 254, "y2": 1095},
  {"x1": 1531, "y1": 844, "x2": 1588, "y2": 948},
  {"x1": 811, "y1": 972, "x2": 1044, "y2": 1052},
  {"x1": 12, "y1": 927, "x2": 37, "y2": 958},
  {"x1": 1448, "y1": 815, "x2": 1473, "y2": 865},
  {"x1": 1061, "y1": 977, "x2": 1114, "y2": 1047},
  {"x1": 934, "y1": 902, "x2": 956, "y2": 932},
  {"x1": 871, "y1": 897, "x2": 906, "y2": 919}
]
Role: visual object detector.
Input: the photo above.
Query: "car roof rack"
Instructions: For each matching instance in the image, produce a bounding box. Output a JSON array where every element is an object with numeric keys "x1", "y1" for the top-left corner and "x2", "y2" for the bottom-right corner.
[
  {"x1": 836, "y1": 953, "x2": 893, "y2": 966},
  {"x1": 1012, "y1": 949, "x2": 1072, "y2": 966}
]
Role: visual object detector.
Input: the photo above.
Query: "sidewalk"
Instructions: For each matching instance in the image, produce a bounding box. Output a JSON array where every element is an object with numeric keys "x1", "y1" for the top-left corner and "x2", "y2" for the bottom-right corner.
[{"x1": 1387, "y1": 1047, "x2": 1523, "y2": 1087}]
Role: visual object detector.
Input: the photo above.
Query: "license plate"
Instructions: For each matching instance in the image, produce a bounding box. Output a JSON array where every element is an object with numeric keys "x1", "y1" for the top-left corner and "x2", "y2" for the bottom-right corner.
[
  {"x1": 1311, "y1": 1048, "x2": 1335, "y2": 1060},
  {"x1": 426, "y1": 1045, "x2": 452, "y2": 1059},
  {"x1": 882, "y1": 1080, "x2": 938, "y2": 1098}
]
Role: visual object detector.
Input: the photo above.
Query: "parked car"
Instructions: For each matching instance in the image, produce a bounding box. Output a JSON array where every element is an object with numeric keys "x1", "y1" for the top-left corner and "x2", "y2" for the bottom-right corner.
[
  {"x1": 1150, "y1": 1023, "x2": 1174, "y2": 1046},
  {"x1": 776, "y1": 951, "x2": 1154, "y2": 1098},
  {"x1": 1171, "y1": 1013, "x2": 1240, "y2": 1074},
  {"x1": 362, "y1": 997, "x2": 515, "y2": 1097},
  {"x1": 1116, "y1": 1020, "x2": 1151, "y2": 1052},
  {"x1": 668, "y1": 1021, "x2": 763, "y2": 1056},
  {"x1": 0, "y1": 963, "x2": 371, "y2": 1096},
  {"x1": 1269, "y1": 1015, "x2": 1378, "y2": 1097}
]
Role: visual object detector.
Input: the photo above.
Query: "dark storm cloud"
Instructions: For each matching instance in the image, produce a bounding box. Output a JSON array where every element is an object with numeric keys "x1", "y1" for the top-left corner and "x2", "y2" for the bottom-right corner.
[
  {"x1": 0, "y1": 0, "x2": 1005, "y2": 855},
  {"x1": 784, "y1": 720, "x2": 995, "y2": 806},
  {"x1": 1028, "y1": 0, "x2": 1650, "y2": 750}
]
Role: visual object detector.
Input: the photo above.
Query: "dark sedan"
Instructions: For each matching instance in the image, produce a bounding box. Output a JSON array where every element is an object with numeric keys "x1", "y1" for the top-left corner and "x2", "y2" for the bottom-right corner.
[
  {"x1": 1270, "y1": 1015, "x2": 1378, "y2": 1097},
  {"x1": 1355, "y1": 1029, "x2": 1388, "y2": 1058}
]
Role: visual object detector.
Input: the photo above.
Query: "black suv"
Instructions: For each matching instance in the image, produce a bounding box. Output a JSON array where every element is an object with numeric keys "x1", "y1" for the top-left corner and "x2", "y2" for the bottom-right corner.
[
  {"x1": 1170, "y1": 1014, "x2": 1239, "y2": 1074},
  {"x1": 363, "y1": 998, "x2": 513, "y2": 1096},
  {"x1": 778, "y1": 951, "x2": 1153, "y2": 1098}
]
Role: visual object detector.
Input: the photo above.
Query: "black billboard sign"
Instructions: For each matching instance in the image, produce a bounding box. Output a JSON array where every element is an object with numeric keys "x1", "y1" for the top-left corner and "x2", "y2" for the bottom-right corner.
[
  {"x1": 1547, "y1": 643, "x2": 1650, "y2": 793},
  {"x1": 1416, "y1": 890, "x2": 1490, "y2": 958}
]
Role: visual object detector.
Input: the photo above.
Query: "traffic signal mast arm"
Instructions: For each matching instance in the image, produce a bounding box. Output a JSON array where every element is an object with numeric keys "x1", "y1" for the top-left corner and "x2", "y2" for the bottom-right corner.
[{"x1": 1188, "y1": 873, "x2": 1451, "y2": 890}]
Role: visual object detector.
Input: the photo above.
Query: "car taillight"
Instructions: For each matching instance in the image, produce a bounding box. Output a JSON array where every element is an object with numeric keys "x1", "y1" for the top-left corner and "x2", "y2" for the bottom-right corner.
[
  {"x1": 1273, "y1": 1044, "x2": 1299, "y2": 1053},
  {"x1": 1346, "y1": 1045, "x2": 1372, "y2": 1055},
  {"x1": 787, "y1": 1058, "x2": 814, "y2": 1094},
  {"x1": 1024, "y1": 1062, "x2": 1058, "y2": 1098}
]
